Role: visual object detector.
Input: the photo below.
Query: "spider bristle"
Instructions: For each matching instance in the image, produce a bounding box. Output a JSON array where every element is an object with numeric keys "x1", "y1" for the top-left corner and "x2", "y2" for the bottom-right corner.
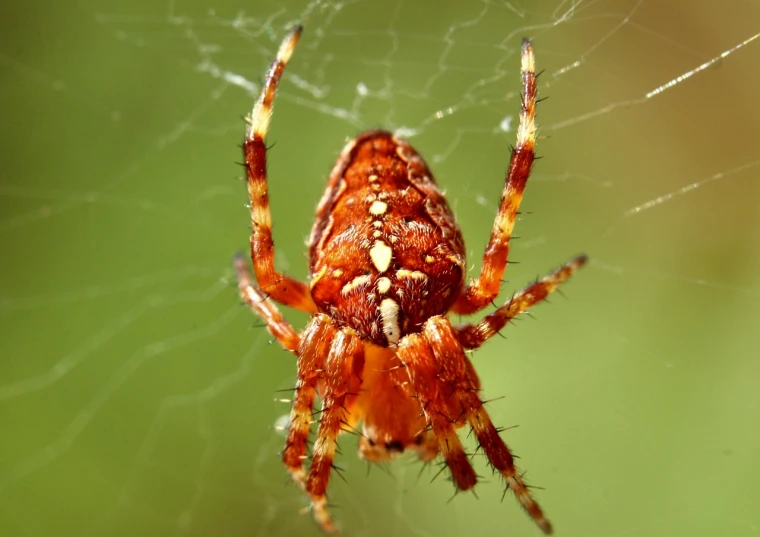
[
  {"x1": 311, "y1": 405, "x2": 329, "y2": 417},
  {"x1": 535, "y1": 68, "x2": 546, "y2": 79},
  {"x1": 416, "y1": 460, "x2": 432, "y2": 484},
  {"x1": 324, "y1": 498, "x2": 341, "y2": 512},
  {"x1": 331, "y1": 463, "x2": 348, "y2": 483},
  {"x1": 430, "y1": 462, "x2": 449, "y2": 484},
  {"x1": 339, "y1": 420, "x2": 364, "y2": 437},
  {"x1": 446, "y1": 490, "x2": 459, "y2": 503},
  {"x1": 375, "y1": 461, "x2": 395, "y2": 478},
  {"x1": 535, "y1": 95, "x2": 549, "y2": 104}
]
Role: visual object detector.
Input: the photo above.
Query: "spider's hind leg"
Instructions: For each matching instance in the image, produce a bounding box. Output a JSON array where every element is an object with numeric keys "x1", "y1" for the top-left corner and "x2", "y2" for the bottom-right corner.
[
  {"x1": 244, "y1": 25, "x2": 316, "y2": 313},
  {"x1": 452, "y1": 39, "x2": 538, "y2": 315}
]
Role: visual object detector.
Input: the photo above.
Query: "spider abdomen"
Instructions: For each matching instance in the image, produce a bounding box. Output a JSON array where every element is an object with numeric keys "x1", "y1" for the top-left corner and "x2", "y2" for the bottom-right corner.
[{"x1": 308, "y1": 130, "x2": 466, "y2": 347}]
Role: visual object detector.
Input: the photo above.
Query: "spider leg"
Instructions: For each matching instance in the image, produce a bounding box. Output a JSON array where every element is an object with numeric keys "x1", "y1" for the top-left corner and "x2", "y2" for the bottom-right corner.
[
  {"x1": 452, "y1": 39, "x2": 538, "y2": 315},
  {"x1": 306, "y1": 326, "x2": 363, "y2": 534},
  {"x1": 282, "y1": 314, "x2": 333, "y2": 491},
  {"x1": 455, "y1": 254, "x2": 587, "y2": 350},
  {"x1": 233, "y1": 254, "x2": 300, "y2": 352},
  {"x1": 396, "y1": 332, "x2": 478, "y2": 491},
  {"x1": 245, "y1": 25, "x2": 317, "y2": 313},
  {"x1": 423, "y1": 316, "x2": 553, "y2": 534}
]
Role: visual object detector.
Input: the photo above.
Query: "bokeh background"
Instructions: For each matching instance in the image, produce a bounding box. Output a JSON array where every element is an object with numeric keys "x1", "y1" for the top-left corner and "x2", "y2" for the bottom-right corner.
[{"x1": 2, "y1": 1, "x2": 759, "y2": 536}]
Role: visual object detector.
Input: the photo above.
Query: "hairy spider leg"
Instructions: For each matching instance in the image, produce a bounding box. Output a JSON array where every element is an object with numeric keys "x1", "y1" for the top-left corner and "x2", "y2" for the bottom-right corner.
[
  {"x1": 233, "y1": 254, "x2": 300, "y2": 352},
  {"x1": 453, "y1": 39, "x2": 539, "y2": 315},
  {"x1": 396, "y1": 333, "x2": 478, "y2": 491},
  {"x1": 244, "y1": 25, "x2": 317, "y2": 313},
  {"x1": 424, "y1": 317, "x2": 553, "y2": 534},
  {"x1": 282, "y1": 315, "x2": 333, "y2": 491},
  {"x1": 456, "y1": 254, "x2": 588, "y2": 350},
  {"x1": 305, "y1": 326, "x2": 364, "y2": 534}
]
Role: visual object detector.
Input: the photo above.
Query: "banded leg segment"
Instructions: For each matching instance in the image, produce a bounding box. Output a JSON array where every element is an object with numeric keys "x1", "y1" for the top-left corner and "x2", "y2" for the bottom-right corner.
[
  {"x1": 306, "y1": 328, "x2": 363, "y2": 534},
  {"x1": 233, "y1": 253, "x2": 300, "y2": 352},
  {"x1": 456, "y1": 254, "x2": 587, "y2": 350},
  {"x1": 424, "y1": 316, "x2": 553, "y2": 534},
  {"x1": 282, "y1": 314, "x2": 334, "y2": 489},
  {"x1": 245, "y1": 25, "x2": 316, "y2": 313},
  {"x1": 397, "y1": 332, "x2": 478, "y2": 491},
  {"x1": 453, "y1": 39, "x2": 538, "y2": 315}
]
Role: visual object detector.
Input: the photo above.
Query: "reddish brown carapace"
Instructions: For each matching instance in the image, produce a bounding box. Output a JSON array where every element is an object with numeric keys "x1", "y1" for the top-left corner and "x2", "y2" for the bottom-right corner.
[{"x1": 235, "y1": 25, "x2": 587, "y2": 535}]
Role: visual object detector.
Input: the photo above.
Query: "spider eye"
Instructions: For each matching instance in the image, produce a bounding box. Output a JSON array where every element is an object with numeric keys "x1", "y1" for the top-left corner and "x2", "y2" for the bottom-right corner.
[{"x1": 385, "y1": 440, "x2": 404, "y2": 453}]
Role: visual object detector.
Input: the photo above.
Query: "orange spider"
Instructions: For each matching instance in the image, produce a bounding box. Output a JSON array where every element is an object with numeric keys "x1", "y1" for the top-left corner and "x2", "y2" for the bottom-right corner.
[{"x1": 234, "y1": 25, "x2": 587, "y2": 534}]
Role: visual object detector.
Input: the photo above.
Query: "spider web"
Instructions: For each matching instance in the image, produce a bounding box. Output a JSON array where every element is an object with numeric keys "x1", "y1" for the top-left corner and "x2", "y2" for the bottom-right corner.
[{"x1": 2, "y1": 1, "x2": 760, "y2": 536}]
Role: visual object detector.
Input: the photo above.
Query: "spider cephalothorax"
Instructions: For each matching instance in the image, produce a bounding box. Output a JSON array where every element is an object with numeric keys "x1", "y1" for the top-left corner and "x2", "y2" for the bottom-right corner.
[{"x1": 235, "y1": 25, "x2": 586, "y2": 535}]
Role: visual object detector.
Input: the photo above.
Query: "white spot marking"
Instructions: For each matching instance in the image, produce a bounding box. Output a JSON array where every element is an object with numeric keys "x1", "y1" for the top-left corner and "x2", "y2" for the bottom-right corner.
[
  {"x1": 376, "y1": 277, "x2": 391, "y2": 294},
  {"x1": 341, "y1": 274, "x2": 371, "y2": 295},
  {"x1": 370, "y1": 240, "x2": 392, "y2": 273},
  {"x1": 369, "y1": 200, "x2": 387, "y2": 215},
  {"x1": 397, "y1": 269, "x2": 428, "y2": 280},
  {"x1": 380, "y1": 298, "x2": 401, "y2": 346}
]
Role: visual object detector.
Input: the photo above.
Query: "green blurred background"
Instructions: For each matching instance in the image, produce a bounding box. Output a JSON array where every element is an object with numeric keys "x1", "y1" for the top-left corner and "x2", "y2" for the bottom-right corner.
[{"x1": 2, "y1": 1, "x2": 759, "y2": 536}]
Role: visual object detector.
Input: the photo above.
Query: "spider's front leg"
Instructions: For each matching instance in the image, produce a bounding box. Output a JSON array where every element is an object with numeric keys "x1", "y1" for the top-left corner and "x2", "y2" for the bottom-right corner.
[
  {"x1": 244, "y1": 25, "x2": 316, "y2": 313},
  {"x1": 306, "y1": 326, "x2": 363, "y2": 533},
  {"x1": 396, "y1": 333, "x2": 478, "y2": 492},
  {"x1": 453, "y1": 39, "x2": 538, "y2": 315},
  {"x1": 283, "y1": 314, "x2": 333, "y2": 491},
  {"x1": 283, "y1": 313, "x2": 363, "y2": 534},
  {"x1": 418, "y1": 316, "x2": 554, "y2": 534}
]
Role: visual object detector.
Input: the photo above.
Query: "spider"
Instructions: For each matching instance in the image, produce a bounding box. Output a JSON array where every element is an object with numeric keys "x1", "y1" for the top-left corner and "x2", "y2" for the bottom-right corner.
[{"x1": 234, "y1": 25, "x2": 587, "y2": 534}]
